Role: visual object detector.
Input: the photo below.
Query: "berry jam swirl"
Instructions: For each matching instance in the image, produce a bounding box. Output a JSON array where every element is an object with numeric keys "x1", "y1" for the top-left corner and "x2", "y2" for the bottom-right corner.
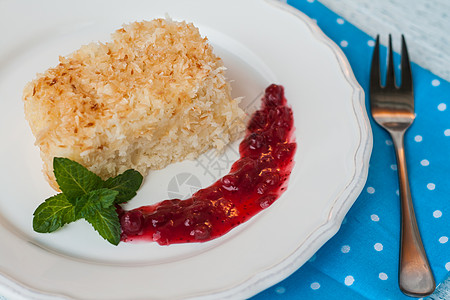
[{"x1": 119, "y1": 84, "x2": 296, "y2": 245}]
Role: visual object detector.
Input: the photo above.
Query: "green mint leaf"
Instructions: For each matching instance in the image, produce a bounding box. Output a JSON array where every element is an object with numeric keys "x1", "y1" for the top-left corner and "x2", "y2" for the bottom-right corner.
[
  {"x1": 74, "y1": 188, "x2": 119, "y2": 219},
  {"x1": 53, "y1": 157, "x2": 103, "y2": 201},
  {"x1": 33, "y1": 193, "x2": 76, "y2": 233},
  {"x1": 74, "y1": 188, "x2": 121, "y2": 245},
  {"x1": 84, "y1": 205, "x2": 121, "y2": 245},
  {"x1": 34, "y1": 157, "x2": 143, "y2": 245},
  {"x1": 103, "y1": 169, "x2": 143, "y2": 204}
]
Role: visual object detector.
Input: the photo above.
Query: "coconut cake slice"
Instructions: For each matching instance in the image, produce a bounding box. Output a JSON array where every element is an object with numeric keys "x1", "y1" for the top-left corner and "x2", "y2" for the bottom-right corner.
[{"x1": 23, "y1": 18, "x2": 245, "y2": 190}]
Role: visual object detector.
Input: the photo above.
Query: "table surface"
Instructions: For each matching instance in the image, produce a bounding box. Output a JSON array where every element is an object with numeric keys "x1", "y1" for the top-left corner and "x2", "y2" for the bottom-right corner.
[
  {"x1": 317, "y1": 0, "x2": 450, "y2": 298},
  {"x1": 320, "y1": 0, "x2": 450, "y2": 82}
]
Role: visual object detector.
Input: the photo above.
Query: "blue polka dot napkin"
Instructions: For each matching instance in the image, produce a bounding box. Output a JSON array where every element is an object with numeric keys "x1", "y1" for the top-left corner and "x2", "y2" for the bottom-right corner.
[{"x1": 252, "y1": 0, "x2": 450, "y2": 299}]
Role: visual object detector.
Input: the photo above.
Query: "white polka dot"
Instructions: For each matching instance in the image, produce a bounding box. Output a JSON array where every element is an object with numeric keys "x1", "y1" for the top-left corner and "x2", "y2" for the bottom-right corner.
[
  {"x1": 391, "y1": 164, "x2": 397, "y2": 170},
  {"x1": 439, "y1": 236, "x2": 448, "y2": 244},
  {"x1": 310, "y1": 282, "x2": 320, "y2": 290},
  {"x1": 367, "y1": 187, "x2": 375, "y2": 194},
  {"x1": 433, "y1": 210, "x2": 442, "y2": 218},
  {"x1": 432, "y1": 79, "x2": 441, "y2": 86},
  {"x1": 420, "y1": 159, "x2": 429, "y2": 166},
  {"x1": 275, "y1": 286, "x2": 286, "y2": 294},
  {"x1": 386, "y1": 139, "x2": 393, "y2": 145},
  {"x1": 396, "y1": 190, "x2": 399, "y2": 196},
  {"x1": 374, "y1": 243, "x2": 384, "y2": 251},
  {"x1": 340, "y1": 40, "x2": 348, "y2": 47},
  {"x1": 445, "y1": 262, "x2": 450, "y2": 271},
  {"x1": 379, "y1": 272, "x2": 388, "y2": 280},
  {"x1": 438, "y1": 103, "x2": 447, "y2": 111},
  {"x1": 398, "y1": 64, "x2": 402, "y2": 70},
  {"x1": 414, "y1": 135, "x2": 423, "y2": 142},
  {"x1": 445, "y1": 129, "x2": 450, "y2": 136},
  {"x1": 307, "y1": 0, "x2": 315, "y2": 3},
  {"x1": 427, "y1": 183, "x2": 436, "y2": 190},
  {"x1": 345, "y1": 275, "x2": 355, "y2": 286},
  {"x1": 336, "y1": 18, "x2": 344, "y2": 24},
  {"x1": 371, "y1": 214, "x2": 380, "y2": 222},
  {"x1": 368, "y1": 40, "x2": 375, "y2": 47},
  {"x1": 341, "y1": 245, "x2": 350, "y2": 253}
]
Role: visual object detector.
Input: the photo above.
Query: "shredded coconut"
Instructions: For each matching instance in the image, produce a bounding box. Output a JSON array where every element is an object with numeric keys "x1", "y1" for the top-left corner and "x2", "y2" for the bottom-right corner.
[{"x1": 23, "y1": 18, "x2": 245, "y2": 190}]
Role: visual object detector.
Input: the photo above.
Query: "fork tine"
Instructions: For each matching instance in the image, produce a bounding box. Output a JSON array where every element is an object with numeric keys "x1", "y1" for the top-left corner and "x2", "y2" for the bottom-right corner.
[
  {"x1": 370, "y1": 35, "x2": 381, "y2": 91},
  {"x1": 385, "y1": 34, "x2": 396, "y2": 88},
  {"x1": 400, "y1": 35, "x2": 413, "y2": 92}
]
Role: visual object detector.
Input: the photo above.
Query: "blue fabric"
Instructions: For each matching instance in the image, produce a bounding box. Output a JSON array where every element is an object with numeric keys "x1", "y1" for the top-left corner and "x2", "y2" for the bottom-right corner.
[{"x1": 252, "y1": 0, "x2": 450, "y2": 299}]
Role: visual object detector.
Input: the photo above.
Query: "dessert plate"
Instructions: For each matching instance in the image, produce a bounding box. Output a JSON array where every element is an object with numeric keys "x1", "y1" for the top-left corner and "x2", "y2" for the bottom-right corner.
[{"x1": 0, "y1": 0, "x2": 372, "y2": 299}]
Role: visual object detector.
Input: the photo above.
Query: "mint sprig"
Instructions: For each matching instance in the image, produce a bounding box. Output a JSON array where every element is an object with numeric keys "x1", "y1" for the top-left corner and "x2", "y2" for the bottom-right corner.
[
  {"x1": 104, "y1": 169, "x2": 144, "y2": 204},
  {"x1": 33, "y1": 193, "x2": 75, "y2": 233},
  {"x1": 85, "y1": 205, "x2": 121, "y2": 246},
  {"x1": 33, "y1": 157, "x2": 143, "y2": 245},
  {"x1": 54, "y1": 157, "x2": 103, "y2": 201}
]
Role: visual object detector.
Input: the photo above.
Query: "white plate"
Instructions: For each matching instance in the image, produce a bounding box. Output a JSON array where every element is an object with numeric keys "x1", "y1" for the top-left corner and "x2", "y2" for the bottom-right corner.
[{"x1": 0, "y1": 0, "x2": 372, "y2": 299}]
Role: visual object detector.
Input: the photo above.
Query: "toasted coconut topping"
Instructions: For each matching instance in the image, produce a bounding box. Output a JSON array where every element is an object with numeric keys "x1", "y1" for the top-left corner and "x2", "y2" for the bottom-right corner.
[{"x1": 23, "y1": 18, "x2": 245, "y2": 190}]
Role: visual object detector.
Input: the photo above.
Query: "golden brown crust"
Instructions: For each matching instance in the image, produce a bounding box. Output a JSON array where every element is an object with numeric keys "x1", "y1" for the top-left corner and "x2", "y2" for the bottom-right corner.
[{"x1": 23, "y1": 18, "x2": 245, "y2": 189}]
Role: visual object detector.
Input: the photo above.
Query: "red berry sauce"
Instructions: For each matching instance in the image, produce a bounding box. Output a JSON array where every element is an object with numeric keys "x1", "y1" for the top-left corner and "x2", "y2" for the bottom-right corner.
[{"x1": 119, "y1": 84, "x2": 296, "y2": 245}]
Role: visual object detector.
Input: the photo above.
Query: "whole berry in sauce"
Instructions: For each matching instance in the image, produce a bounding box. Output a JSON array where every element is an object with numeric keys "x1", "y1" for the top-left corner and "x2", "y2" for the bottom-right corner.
[
  {"x1": 263, "y1": 84, "x2": 285, "y2": 107},
  {"x1": 121, "y1": 210, "x2": 144, "y2": 235}
]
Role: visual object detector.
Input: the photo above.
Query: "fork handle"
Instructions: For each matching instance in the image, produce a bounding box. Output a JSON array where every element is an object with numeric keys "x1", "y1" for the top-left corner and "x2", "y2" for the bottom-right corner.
[{"x1": 391, "y1": 131, "x2": 435, "y2": 297}]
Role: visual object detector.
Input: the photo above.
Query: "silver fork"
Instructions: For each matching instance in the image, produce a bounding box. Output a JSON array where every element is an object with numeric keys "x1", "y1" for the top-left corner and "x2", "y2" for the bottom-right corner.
[{"x1": 370, "y1": 35, "x2": 435, "y2": 297}]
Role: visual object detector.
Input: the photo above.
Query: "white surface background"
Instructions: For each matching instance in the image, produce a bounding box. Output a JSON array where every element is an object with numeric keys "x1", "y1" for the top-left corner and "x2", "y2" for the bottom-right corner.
[
  {"x1": 318, "y1": 0, "x2": 450, "y2": 298},
  {"x1": 320, "y1": 0, "x2": 450, "y2": 82}
]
